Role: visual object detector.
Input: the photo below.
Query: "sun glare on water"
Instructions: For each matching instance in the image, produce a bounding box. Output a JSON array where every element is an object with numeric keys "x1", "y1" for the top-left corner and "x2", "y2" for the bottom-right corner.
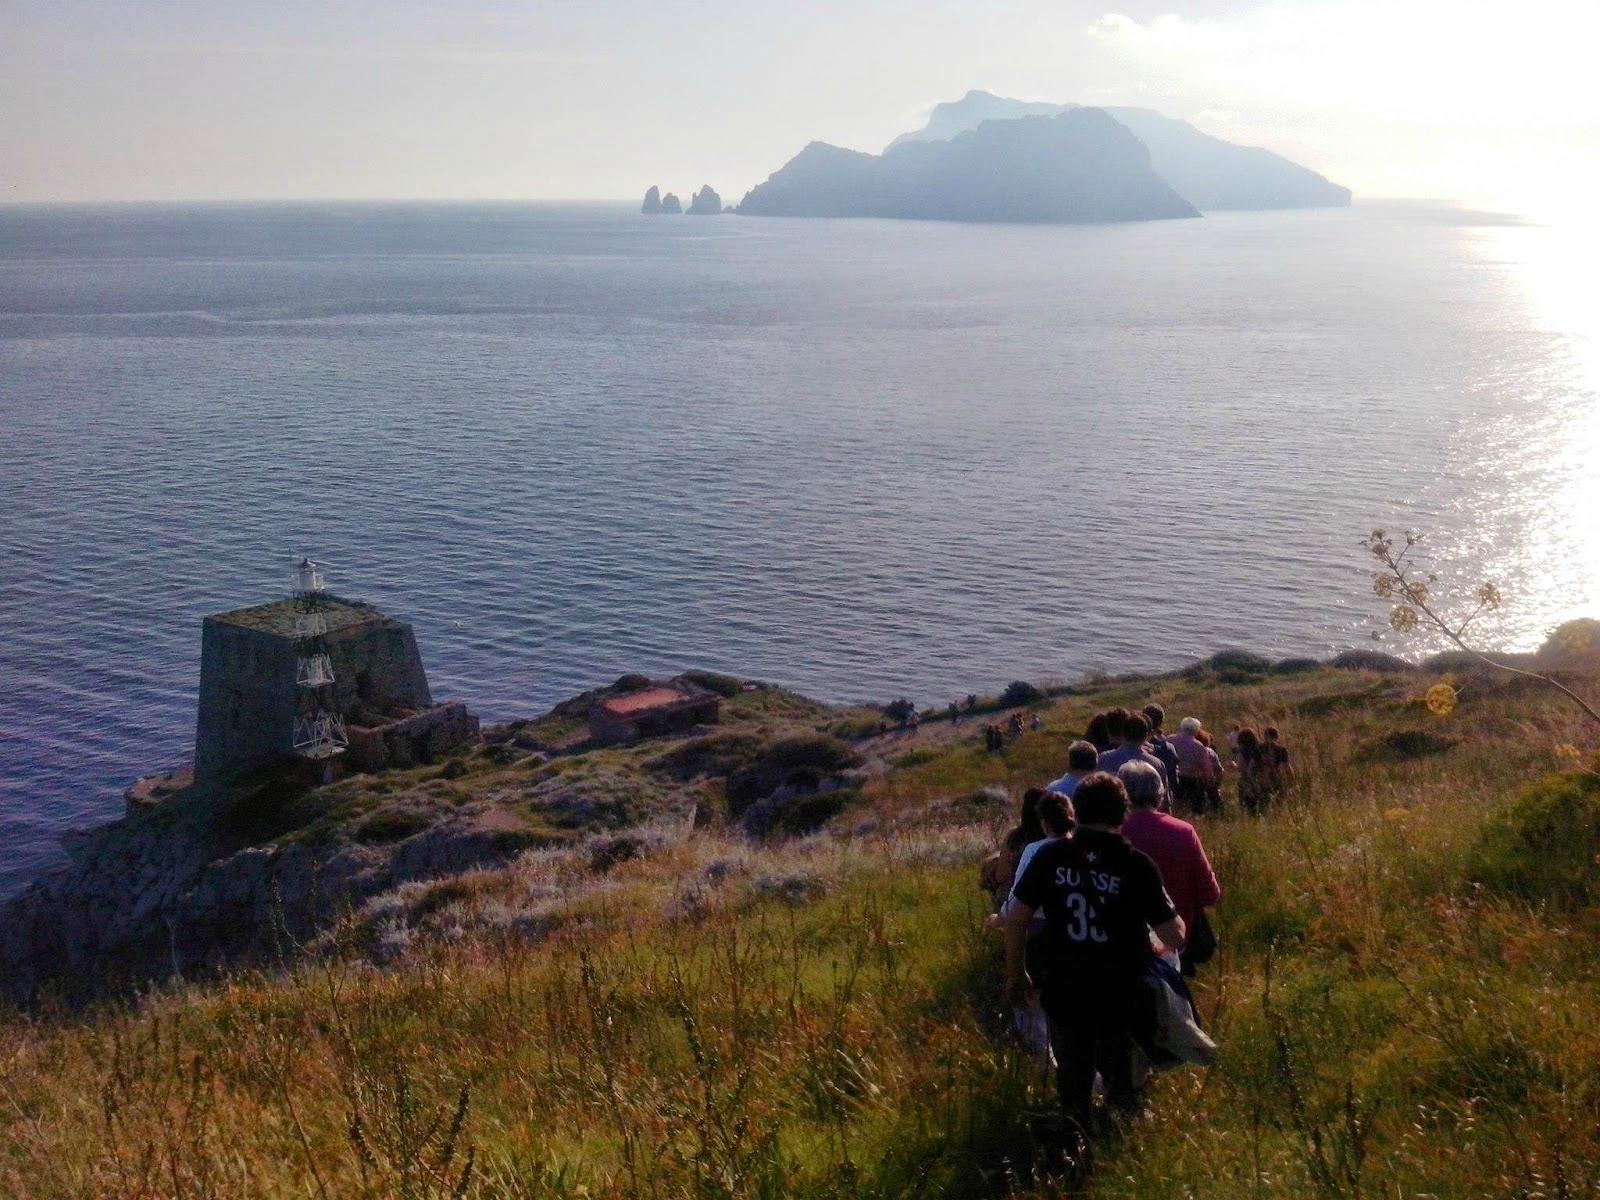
[{"x1": 1470, "y1": 214, "x2": 1600, "y2": 641}]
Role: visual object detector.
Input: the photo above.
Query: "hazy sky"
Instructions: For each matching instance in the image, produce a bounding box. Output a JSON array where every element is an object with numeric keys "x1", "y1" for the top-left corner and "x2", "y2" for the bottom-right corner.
[{"x1": 3, "y1": 0, "x2": 1596, "y2": 214}]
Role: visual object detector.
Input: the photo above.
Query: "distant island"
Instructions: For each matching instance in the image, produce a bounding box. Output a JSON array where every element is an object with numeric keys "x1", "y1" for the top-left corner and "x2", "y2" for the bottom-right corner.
[
  {"x1": 738, "y1": 107, "x2": 1198, "y2": 224},
  {"x1": 641, "y1": 90, "x2": 1350, "y2": 227},
  {"x1": 888, "y1": 90, "x2": 1352, "y2": 212}
]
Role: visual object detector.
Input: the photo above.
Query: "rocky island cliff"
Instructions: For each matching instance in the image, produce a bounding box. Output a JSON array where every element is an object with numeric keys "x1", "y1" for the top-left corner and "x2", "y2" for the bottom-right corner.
[
  {"x1": 890, "y1": 90, "x2": 1352, "y2": 211},
  {"x1": 737, "y1": 107, "x2": 1198, "y2": 224}
]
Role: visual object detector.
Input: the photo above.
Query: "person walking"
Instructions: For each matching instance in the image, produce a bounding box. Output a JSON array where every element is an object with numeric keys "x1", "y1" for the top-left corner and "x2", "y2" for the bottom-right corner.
[
  {"x1": 1167, "y1": 717, "x2": 1216, "y2": 815},
  {"x1": 1044, "y1": 740, "x2": 1100, "y2": 800},
  {"x1": 1118, "y1": 762, "x2": 1222, "y2": 976},
  {"x1": 1141, "y1": 704, "x2": 1181, "y2": 796},
  {"x1": 1004, "y1": 772, "x2": 1185, "y2": 1139},
  {"x1": 1096, "y1": 713, "x2": 1172, "y2": 809}
]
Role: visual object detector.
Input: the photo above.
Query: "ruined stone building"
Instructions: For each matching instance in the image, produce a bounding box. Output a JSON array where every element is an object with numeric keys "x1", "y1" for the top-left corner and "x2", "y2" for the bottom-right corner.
[{"x1": 193, "y1": 594, "x2": 477, "y2": 783}]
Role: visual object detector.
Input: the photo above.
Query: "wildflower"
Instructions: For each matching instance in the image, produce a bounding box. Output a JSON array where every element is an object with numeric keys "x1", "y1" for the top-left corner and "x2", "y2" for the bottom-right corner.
[
  {"x1": 1402, "y1": 581, "x2": 1429, "y2": 604},
  {"x1": 1390, "y1": 605, "x2": 1419, "y2": 633},
  {"x1": 1373, "y1": 575, "x2": 1395, "y2": 598},
  {"x1": 1425, "y1": 683, "x2": 1458, "y2": 717}
]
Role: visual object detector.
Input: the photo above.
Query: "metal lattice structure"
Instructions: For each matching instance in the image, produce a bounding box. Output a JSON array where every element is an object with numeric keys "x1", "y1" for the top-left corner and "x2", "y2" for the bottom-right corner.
[{"x1": 289, "y1": 557, "x2": 348, "y2": 761}]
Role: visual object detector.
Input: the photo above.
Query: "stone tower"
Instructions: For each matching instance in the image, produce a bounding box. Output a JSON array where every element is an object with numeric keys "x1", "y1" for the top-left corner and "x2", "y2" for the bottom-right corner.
[{"x1": 193, "y1": 594, "x2": 434, "y2": 784}]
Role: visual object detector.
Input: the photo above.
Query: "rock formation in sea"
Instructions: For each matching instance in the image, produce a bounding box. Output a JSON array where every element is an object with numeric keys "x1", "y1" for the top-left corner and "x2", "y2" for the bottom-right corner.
[
  {"x1": 641, "y1": 185, "x2": 662, "y2": 214},
  {"x1": 737, "y1": 108, "x2": 1198, "y2": 224},
  {"x1": 660, "y1": 191, "x2": 683, "y2": 214},
  {"x1": 687, "y1": 185, "x2": 724, "y2": 215},
  {"x1": 889, "y1": 90, "x2": 1351, "y2": 211}
]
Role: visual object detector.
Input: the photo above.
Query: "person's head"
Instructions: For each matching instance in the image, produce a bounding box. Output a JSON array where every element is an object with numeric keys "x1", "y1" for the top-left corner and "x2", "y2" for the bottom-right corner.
[
  {"x1": 1264, "y1": 726, "x2": 1281, "y2": 744},
  {"x1": 1236, "y1": 727, "x2": 1260, "y2": 752},
  {"x1": 1104, "y1": 707, "x2": 1130, "y2": 742},
  {"x1": 1119, "y1": 761, "x2": 1164, "y2": 810},
  {"x1": 1066, "y1": 739, "x2": 1099, "y2": 774},
  {"x1": 1179, "y1": 716, "x2": 1202, "y2": 736},
  {"x1": 1016, "y1": 787, "x2": 1044, "y2": 838},
  {"x1": 1038, "y1": 791, "x2": 1074, "y2": 836},
  {"x1": 1121, "y1": 712, "x2": 1149, "y2": 746},
  {"x1": 1071, "y1": 772, "x2": 1128, "y2": 830},
  {"x1": 1142, "y1": 703, "x2": 1165, "y2": 733},
  {"x1": 1196, "y1": 728, "x2": 1214, "y2": 747}
]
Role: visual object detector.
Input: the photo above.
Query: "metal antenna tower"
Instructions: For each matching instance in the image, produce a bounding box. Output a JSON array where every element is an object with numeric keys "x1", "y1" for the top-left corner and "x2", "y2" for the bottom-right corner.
[{"x1": 290, "y1": 557, "x2": 348, "y2": 764}]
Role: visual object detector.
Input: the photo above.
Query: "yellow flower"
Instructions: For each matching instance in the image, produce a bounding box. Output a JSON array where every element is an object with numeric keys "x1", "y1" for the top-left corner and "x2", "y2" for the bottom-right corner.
[
  {"x1": 1390, "y1": 605, "x2": 1419, "y2": 633},
  {"x1": 1425, "y1": 683, "x2": 1458, "y2": 717}
]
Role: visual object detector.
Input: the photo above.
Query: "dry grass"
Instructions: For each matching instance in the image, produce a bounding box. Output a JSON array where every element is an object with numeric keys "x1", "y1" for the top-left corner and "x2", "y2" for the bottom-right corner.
[{"x1": 4, "y1": 665, "x2": 1599, "y2": 1199}]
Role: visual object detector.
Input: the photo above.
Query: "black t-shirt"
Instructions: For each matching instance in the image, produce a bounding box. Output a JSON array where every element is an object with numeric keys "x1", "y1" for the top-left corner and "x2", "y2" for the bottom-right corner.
[{"x1": 1013, "y1": 829, "x2": 1177, "y2": 976}]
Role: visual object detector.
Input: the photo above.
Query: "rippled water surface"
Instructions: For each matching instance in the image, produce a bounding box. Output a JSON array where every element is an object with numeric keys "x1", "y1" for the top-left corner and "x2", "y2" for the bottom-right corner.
[{"x1": 2, "y1": 201, "x2": 1596, "y2": 895}]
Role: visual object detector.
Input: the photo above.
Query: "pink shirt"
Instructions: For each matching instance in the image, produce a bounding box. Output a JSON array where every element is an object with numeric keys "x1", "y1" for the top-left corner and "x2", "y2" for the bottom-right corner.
[{"x1": 1121, "y1": 808, "x2": 1222, "y2": 948}]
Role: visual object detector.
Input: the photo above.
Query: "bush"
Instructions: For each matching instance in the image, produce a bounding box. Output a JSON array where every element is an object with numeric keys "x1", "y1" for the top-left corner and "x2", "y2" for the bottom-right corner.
[
  {"x1": 727, "y1": 735, "x2": 862, "y2": 812},
  {"x1": 1000, "y1": 680, "x2": 1044, "y2": 707},
  {"x1": 1188, "y1": 648, "x2": 1272, "y2": 676},
  {"x1": 1357, "y1": 728, "x2": 1458, "y2": 762},
  {"x1": 1272, "y1": 656, "x2": 1322, "y2": 675},
  {"x1": 884, "y1": 697, "x2": 917, "y2": 724},
  {"x1": 1468, "y1": 772, "x2": 1600, "y2": 906},
  {"x1": 676, "y1": 669, "x2": 744, "y2": 698},
  {"x1": 1330, "y1": 648, "x2": 1414, "y2": 673}
]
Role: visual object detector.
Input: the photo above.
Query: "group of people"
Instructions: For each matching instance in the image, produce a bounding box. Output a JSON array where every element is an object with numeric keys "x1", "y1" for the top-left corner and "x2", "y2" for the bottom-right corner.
[
  {"x1": 978, "y1": 702, "x2": 1290, "y2": 1149},
  {"x1": 983, "y1": 711, "x2": 1041, "y2": 751}
]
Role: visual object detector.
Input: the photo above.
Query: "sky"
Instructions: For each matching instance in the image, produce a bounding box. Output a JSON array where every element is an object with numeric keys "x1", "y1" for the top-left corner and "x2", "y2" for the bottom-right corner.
[{"x1": 3, "y1": 0, "x2": 1597, "y2": 215}]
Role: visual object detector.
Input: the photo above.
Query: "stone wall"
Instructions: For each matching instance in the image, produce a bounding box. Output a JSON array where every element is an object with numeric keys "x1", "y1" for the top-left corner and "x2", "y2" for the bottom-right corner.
[{"x1": 346, "y1": 702, "x2": 481, "y2": 771}]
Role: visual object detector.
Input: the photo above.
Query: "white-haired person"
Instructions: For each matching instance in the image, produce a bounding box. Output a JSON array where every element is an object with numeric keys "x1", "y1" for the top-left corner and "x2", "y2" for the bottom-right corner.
[
  {"x1": 1119, "y1": 761, "x2": 1222, "y2": 976},
  {"x1": 1167, "y1": 716, "x2": 1222, "y2": 815}
]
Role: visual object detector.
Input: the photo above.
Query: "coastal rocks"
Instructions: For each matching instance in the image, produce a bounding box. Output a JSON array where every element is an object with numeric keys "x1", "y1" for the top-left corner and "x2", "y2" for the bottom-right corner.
[
  {"x1": 659, "y1": 191, "x2": 683, "y2": 214},
  {"x1": 641, "y1": 185, "x2": 662, "y2": 214},
  {"x1": 687, "y1": 185, "x2": 724, "y2": 215}
]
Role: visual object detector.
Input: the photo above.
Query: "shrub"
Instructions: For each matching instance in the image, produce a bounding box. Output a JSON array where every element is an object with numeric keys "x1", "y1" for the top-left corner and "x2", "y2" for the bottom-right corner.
[
  {"x1": 726, "y1": 735, "x2": 862, "y2": 812},
  {"x1": 1330, "y1": 648, "x2": 1415, "y2": 673},
  {"x1": 1357, "y1": 728, "x2": 1458, "y2": 762},
  {"x1": 884, "y1": 697, "x2": 917, "y2": 724},
  {"x1": 353, "y1": 807, "x2": 432, "y2": 845},
  {"x1": 1272, "y1": 656, "x2": 1322, "y2": 675},
  {"x1": 771, "y1": 790, "x2": 854, "y2": 836},
  {"x1": 676, "y1": 669, "x2": 744, "y2": 698},
  {"x1": 1468, "y1": 772, "x2": 1600, "y2": 906},
  {"x1": 1189, "y1": 648, "x2": 1272, "y2": 676},
  {"x1": 1000, "y1": 680, "x2": 1044, "y2": 707}
]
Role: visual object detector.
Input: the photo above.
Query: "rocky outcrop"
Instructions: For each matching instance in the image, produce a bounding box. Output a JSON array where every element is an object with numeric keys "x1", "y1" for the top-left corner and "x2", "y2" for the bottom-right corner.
[
  {"x1": 641, "y1": 185, "x2": 662, "y2": 214},
  {"x1": 660, "y1": 191, "x2": 683, "y2": 214},
  {"x1": 687, "y1": 185, "x2": 724, "y2": 215},
  {"x1": 738, "y1": 109, "x2": 1198, "y2": 224},
  {"x1": 888, "y1": 90, "x2": 1351, "y2": 211},
  {"x1": 0, "y1": 783, "x2": 540, "y2": 1005}
]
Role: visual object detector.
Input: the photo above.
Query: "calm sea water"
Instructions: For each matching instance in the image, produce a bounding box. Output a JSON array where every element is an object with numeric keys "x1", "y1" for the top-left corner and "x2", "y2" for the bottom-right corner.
[{"x1": 2, "y1": 201, "x2": 1596, "y2": 896}]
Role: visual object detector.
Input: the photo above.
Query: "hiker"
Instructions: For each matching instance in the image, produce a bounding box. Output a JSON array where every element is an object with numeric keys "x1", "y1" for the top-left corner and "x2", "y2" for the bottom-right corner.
[
  {"x1": 1263, "y1": 727, "x2": 1294, "y2": 786},
  {"x1": 1141, "y1": 704, "x2": 1181, "y2": 795},
  {"x1": 1008, "y1": 712, "x2": 1025, "y2": 741},
  {"x1": 1118, "y1": 762, "x2": 1222, "y2": 977},
  {"x1": 1235, "y1": 728, "x2": 1271, "y2": 814},
  {"x1": 1168, "y1": 717, "x2": 1218, "y2": 815},
  {"x1": 1096, "y1": 713, "x2": 1172, "y2": 810},
  {"x1": 1043, "y1": 739, "x2": 1100, "y2": 799},
  {"x1": 1031, "y1": 713, "x2": 1042, "y2": 732},
  {"x1": 981, "y1": 788, "x2": 1046, "y2": 905},
  {"x1": 1004, "y1": 772, "x2": 1185, "y2": 1135},
  {"x1": 997, "y1": 791, "x2": 1075, "y2": 1059},
  {"x1": 985, "y1": 723, "x2": 1004, "y2": 752},
  {"x1": 1195, "y1": 729, "x2": 1225, "y2": 814},
  {"x1": 948, "y1": 701, "x2": 960, "y2": 724}
]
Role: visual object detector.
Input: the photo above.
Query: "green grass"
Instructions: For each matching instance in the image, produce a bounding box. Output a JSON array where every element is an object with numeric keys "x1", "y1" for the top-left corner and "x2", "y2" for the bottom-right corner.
[{"x1": 3, "y1": 665, "x2": 1599, "y2": 1199}]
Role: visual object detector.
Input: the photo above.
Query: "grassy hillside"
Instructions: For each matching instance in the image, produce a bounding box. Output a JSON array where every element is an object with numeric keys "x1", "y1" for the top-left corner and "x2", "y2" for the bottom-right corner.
[{"x1": 4, "y1": 662, "x2": 1598, "y2": 1199}]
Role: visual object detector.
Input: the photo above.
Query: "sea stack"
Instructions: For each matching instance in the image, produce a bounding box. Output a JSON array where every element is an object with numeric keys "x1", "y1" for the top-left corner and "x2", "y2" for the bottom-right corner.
[
  {"x1": 687, "y1": 185, "x2": 724, "y2": 215},
  {"x1": 660, "y1": 191, "x2": 683, "y2": 214},
  {"x1": 641, "y1": 185, "x2": 662, "y2": 214}
]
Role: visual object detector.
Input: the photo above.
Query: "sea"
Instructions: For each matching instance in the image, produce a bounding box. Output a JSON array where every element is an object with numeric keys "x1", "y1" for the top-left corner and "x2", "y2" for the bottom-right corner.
[{"x1": 2, "y1": 200, "x2": 1596, "y2": 897}]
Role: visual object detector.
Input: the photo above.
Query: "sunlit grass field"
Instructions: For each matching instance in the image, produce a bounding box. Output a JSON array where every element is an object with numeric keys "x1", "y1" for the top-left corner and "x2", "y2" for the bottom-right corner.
[{"x1": 4, "y1": 664, "x2": 1598, "y2": 1198}]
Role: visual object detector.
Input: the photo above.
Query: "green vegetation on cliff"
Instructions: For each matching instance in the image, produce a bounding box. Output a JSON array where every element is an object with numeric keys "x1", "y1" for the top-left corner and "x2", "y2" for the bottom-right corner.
[{"x1": 3, "y1": 661, "x2": 1598, "y2": 1198}]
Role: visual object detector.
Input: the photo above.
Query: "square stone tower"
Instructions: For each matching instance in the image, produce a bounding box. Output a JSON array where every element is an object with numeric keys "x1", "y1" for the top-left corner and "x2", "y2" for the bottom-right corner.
[{"x1": 193, "y1": 595, "x2": 434, "y2": 784}]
